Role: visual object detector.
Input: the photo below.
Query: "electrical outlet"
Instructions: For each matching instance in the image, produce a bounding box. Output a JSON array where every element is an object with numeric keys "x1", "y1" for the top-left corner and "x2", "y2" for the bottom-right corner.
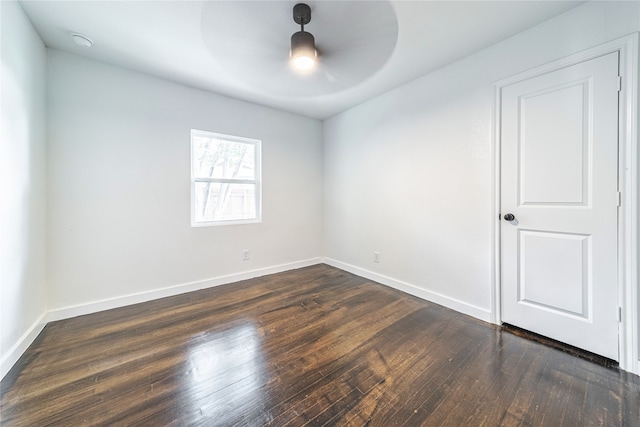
[
  {"x1": 242, "y1": 249, "x2": 250, "y2": 261},
  {"x1": 373, "y1": 251, "x2": 380, "y2": 263}
]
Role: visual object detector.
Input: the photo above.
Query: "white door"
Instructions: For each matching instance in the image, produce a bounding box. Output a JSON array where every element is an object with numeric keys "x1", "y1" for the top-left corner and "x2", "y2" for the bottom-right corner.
[{"x1": 501, "y1": 52, "x2": 620, "y2": 360}]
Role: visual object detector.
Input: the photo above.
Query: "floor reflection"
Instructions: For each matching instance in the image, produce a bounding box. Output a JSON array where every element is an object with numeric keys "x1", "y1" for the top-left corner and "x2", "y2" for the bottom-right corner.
[{"x1": 186, "y1": 322, "x2": 269, "y2": 422}]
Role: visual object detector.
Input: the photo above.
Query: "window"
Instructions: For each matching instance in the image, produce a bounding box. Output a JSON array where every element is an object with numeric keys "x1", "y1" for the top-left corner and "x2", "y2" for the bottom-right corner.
[{"x1": 191, "y1": 130, "x2": 261, "y2": 226}]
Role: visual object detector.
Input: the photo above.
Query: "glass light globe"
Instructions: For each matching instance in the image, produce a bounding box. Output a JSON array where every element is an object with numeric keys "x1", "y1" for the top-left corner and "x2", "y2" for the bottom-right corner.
[{"x1": 293, "y1": 55, "x2": 315, "y2": 70}]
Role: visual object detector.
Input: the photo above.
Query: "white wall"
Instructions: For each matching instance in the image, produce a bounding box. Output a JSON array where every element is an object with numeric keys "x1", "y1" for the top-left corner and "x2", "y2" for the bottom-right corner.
[
  {"x1": 0, "y1": 0, "x2": 48, "y2": 378},
  {"x1": 46, "y1": 50, "x2": 323, "y2": 314},
  {"x1": 324, "y1": 1, "x2": 640, "y2": 322}
]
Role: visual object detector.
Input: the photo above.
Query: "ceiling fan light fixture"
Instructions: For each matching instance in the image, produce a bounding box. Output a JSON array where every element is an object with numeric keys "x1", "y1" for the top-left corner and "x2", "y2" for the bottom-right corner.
[
  {"x1": 290, "y1": 30, "x2": 316, "y2": 70},
  {"x1": 290, "y1": 3, "x2": 317, "y2": 72}
]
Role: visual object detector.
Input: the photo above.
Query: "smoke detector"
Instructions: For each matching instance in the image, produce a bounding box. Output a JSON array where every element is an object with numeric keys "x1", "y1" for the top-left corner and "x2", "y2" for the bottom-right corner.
[{"x1": 71, "y1": 33, "x2": 94, "y2": 48}]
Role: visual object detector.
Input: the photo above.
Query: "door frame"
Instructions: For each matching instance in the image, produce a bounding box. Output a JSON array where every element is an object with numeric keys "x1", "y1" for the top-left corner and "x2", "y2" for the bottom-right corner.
[{"x1": 491, "y1": 33, "x2": 639, "y2": 374}]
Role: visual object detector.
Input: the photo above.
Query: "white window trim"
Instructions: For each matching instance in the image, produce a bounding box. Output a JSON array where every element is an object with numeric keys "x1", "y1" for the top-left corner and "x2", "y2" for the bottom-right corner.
[{"x1": 190, "y1": 129, "x2": 262, "y2": 227}]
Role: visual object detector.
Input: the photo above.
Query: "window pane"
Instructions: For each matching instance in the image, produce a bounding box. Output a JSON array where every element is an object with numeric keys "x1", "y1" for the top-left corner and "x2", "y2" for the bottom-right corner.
[
  {"x1": 193, "y1": 137, "x2": 255, "y2": 180},
  {"x1": 194, "y1": 182, "x2": 257, "y2": 222}
]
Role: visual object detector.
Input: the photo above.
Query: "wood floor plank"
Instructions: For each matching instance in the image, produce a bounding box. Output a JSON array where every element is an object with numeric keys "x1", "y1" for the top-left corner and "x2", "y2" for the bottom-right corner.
[{"x1": 2, "y1": 264, "x2": 639, "y2": 426}]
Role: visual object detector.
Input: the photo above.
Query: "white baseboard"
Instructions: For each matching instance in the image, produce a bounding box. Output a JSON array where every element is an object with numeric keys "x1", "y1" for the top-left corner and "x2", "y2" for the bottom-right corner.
[
  {"x1": 46, "y1": 258, "x2": 323, "y2": 323},
  {"x1": 3, "y1": 256, "x2": 492, "y2": 381},
  {"x1": 323, "y1": 257, "x2": 492, "y2": 323},
  {"x1": 1, "y1": 312, "x2": 47, "y2": 380},
  {"x1": 1, "y1": 258, "x2": 322, "y2": 381}
]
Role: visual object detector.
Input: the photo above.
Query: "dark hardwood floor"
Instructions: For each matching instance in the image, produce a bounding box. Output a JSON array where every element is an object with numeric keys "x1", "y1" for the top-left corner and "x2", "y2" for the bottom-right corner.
[{"x1": 1, "y1": 264, "x2": 639, "y2": 426}]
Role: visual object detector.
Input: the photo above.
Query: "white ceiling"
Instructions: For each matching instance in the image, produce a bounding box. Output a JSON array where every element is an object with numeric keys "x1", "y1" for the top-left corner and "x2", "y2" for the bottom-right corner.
[{"x1": 20, "y1": 0, "x2": 585, "y2": 119}]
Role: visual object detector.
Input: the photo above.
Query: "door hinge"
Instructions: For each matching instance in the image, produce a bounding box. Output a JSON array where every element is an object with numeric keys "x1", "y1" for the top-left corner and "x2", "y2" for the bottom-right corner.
[
  {"x1": 617, "y1": 76, "x2": 622, "y2": 92},
  {"x1": 617, "y1": 191, "x2": 622, "y2": 207},
  {"x1": 618, "y1": 306, "x2": 622, "y2": 322}
]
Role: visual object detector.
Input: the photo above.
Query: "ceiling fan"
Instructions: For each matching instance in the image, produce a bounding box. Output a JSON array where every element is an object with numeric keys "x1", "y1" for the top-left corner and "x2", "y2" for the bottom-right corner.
[
  {"x1": 200, "y1": 1, "x2": 398, "y2": 97},
  {"x1": 290, "y1": 3, "x2": 317, "y2": 71}
]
